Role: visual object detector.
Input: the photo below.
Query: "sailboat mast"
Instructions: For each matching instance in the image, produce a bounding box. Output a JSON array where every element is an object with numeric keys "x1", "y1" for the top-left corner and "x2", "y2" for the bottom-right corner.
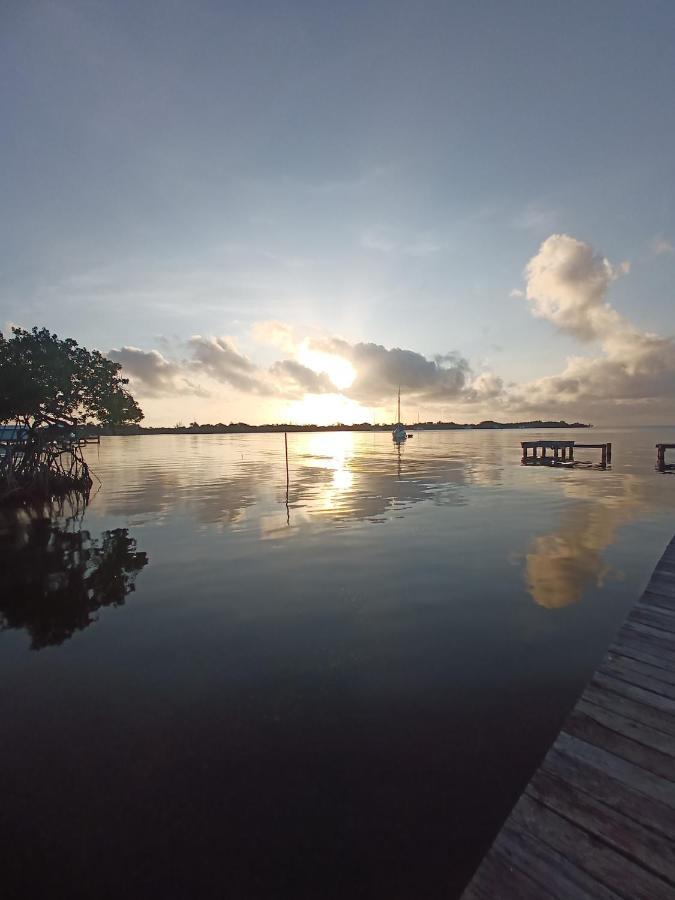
[{"x1": 397, "y1": 386, "x2": 401, "y2": 424}]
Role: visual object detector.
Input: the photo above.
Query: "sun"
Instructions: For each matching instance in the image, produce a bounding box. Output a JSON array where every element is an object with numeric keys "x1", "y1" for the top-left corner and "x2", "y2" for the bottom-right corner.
[
  {"x1": 296, "y1": 343, "x2": 356, "y2": 391},
  {"x1": 285, "y1": 342, "x2": 371, "y2": 423}
]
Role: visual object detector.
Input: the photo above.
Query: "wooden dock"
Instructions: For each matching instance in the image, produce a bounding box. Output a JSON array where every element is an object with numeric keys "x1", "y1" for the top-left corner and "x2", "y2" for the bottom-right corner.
[
  {"x1": 521, "y1": 441, "x2": 612, "y2": 467},
  {"x1": 461, "y1": 536, "x2": 675, "y2": 900},
  {"x1": 656, "y1": 443, "x2": 675, "y2": 471}
]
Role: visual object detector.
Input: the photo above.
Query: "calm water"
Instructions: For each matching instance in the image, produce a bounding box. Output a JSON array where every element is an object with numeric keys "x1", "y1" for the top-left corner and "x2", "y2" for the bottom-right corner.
[{"x1": 2, "y1": 428, "x2": 675, "y2": 899}]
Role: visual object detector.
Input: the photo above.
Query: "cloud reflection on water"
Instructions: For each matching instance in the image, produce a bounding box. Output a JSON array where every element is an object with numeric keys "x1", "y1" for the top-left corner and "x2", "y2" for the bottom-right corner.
[
  {"x1": 90, "y1": 433, "x2": 469, "y2": 532},
  {"x1": 83, "y1": 432, "x2": 675, "y2": 611},
  {"x1": 524, "y1": 474, "x2": 657, "y2": 608}
]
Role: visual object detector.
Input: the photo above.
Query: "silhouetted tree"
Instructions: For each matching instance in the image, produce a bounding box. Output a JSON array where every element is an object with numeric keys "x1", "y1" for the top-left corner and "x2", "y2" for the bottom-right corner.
[
  {"x1": 0, "y1": 326, "x2": 143, "y2": 428},
  {"x1": 0, "y1": 327, "x2": 143, "y2": 498}
]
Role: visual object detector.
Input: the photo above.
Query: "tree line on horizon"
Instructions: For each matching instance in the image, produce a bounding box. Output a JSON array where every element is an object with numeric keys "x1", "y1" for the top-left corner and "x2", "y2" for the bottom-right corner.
[{"x1": 97, "y1": 418, "x2": 592, "y2": 435}]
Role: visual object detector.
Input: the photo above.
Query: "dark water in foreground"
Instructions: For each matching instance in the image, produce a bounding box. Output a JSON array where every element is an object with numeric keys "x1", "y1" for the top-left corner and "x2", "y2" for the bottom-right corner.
[{"x1": 2, "y1": 428, "x2": 675, "y2": 899}]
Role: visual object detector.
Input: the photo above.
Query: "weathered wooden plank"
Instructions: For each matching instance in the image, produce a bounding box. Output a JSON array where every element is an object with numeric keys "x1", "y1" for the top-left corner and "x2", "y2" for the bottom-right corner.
[
  {"x1": 542, "y1": 746, "x2": 675, "y2": 841},
  {"x1": 648, "y1": 560, "x2": 675, "y2": 577},
  {"x1": 527, "y1": 770, "x2": 675, "y2": 886},
  {"x1": 610, "y1": 634, "x2": 675, "y2": 670},
  {"x1": 643, "y1": 574, "x2": 675, "y2": 593},
  {"x1": 621, "y1": 618, "x2": 675, "y2": 642},
  {"x1": 615, "y1": 626, "x2": 675, "y2": 664},
  {"x1": 650, "y1": 570, "x2": 675, "y2": 587},
  {"x1": 600, "y1": 656, "x2": 675, "y2": 699},
  {"x1": 639, "y1": 589, "x2": 675, "y2": 613},
  {"x1": 634, "y1": 597, "x2": 675, "y2": 618},
  {"x1": 583, "y1": 683, "x2": 675, "y2": 737},
  {"x1": 604, "y1": 651, "x2": 675, "y2": 687},
  {"x1": 497, "y1": 822, "x2": 623, "y2": 900},
  {"x1": 564, "y1": 709, "x2": 675, "y2": 780},
  {"x1": 608, "y1": 640, "x2": 675, "y2": 674},
  {"x1": 617, "y1": 627, "x2": 675, "y2": 658},
  {"x1": 592, "y1": 671, "x2": 675, "y2": 717},
  {"x1": 651, "y1": 551, "x2": 675, "y2": 567},
  {"x1": 630, "y1": 605, "x2": 675, "y2": 635},
  {"x1": 511, "y1": 794, "x2": 673, "y2": 900},
  {"x1": 554, "y1": 732, "x2": 675, "y2": 809},
  {"x1": 644, "y1": 576, "x2": 675, "y2": 599},
  {"x1": 578, "y1": 697, "x2": 675, "y2": 758}
]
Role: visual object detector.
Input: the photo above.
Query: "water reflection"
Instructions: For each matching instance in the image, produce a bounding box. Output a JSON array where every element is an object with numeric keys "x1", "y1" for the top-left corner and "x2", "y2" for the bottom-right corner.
[
  {"x1": 282, "y1": 434, "x2": 467, "y2": 526},
  {"x1": 0, "y1": 503, "x2": 148, "y2": 649},
  {"x1": 90, "y1": 434, "x2": 469, "y2": 532},
  {"x1": 81, "y1": 431, "x2": 675, "y2": 610},
  {"x1": 4, "y1": 430, "x2": 675, "y2": 899},
  {"x1": 524, "y1": 474, "x2": 658, "y2": 608}
]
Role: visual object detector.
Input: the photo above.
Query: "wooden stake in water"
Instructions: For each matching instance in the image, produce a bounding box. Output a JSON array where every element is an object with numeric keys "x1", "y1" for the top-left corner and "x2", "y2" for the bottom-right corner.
[{"x1": 284, "y1": 432, "x2": 290, "y2": 525}]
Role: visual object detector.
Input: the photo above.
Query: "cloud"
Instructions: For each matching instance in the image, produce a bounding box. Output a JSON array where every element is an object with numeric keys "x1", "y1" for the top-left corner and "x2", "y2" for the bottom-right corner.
[
  {"x1": 113, "y1": 333, "x2": 341, "y2": 401},
  {"x1": 108, "y1": 347, "x2": 206, "y2": 397},
  {"x1": 467, "y1": 371, "x2": 504, "y2": 401},
  {"x1": 524, "y1": 233, "x2": 623, "y2": 341},
  {"x1": 269, "y1": 360, "x2": 337, "y2": 395},
  {"x1": 188, "y1": 335, "x2": 268, "y2": 394},
  {"x1": 250, "y1": 320, "x2": 296, "y2": 353},
  {"x1": 306, "y1": 337, "x2": 473, "y2": 404},
  {"x1": 509, "y1": 288, "x2": 524, "y2": 299},
  {"x1": 510, "y1": 233, "x2": 675, "y2": 415},
  {"x1": 651, "y1": 235, "x2": 674, "y2": 257}
]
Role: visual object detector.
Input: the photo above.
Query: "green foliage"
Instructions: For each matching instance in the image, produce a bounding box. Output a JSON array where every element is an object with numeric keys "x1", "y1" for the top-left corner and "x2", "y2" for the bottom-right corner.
[{"x1": 0, "y1": 326, "x2": 143, "y2": 427}]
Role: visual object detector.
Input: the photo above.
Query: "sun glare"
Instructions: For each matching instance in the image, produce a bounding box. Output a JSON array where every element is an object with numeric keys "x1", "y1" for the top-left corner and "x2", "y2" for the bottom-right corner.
[
  {"x1": 284, "y1": 393, "x2": 370, "y2": 426},
  {"x1": 297, "y1": 344, "x2": 356, "y2": 391}
]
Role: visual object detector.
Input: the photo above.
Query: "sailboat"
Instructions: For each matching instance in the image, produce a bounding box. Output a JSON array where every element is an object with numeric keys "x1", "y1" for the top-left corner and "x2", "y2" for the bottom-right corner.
[{"x1": 392, "y1": 387, "x2": 407, "y2": 442}]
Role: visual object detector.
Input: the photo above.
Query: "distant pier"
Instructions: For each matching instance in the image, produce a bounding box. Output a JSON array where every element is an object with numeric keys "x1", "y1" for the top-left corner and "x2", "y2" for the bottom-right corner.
[
  {"x1": 656, "y1": 443, "x2": 675, "y2": 472},
  {"x1": 521, "y1": 440, "x2": 612, "y2": 468},
  {"x1": 460, "y1": 536, "x2": 675, "y2": 899}
]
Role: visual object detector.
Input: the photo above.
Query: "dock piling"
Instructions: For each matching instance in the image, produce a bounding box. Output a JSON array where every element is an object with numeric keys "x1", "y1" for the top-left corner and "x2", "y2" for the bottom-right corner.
[
  {"x1": 656, "y1": 443, "x2": 675, "y2": 471},
  {"x1": 522, "y1": 441, "x2": 611, "y2": 469}
]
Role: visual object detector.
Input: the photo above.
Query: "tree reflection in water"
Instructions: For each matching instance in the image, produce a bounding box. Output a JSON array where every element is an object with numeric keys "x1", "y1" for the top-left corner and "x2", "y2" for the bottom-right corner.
[{"x1": 0, "y1": 500, "x2": 148, "y2": 649}]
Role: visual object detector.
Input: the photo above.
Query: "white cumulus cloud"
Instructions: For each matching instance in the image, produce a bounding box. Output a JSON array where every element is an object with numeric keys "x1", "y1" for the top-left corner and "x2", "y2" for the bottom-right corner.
[{"x1": 510, "y1": 234, "x2": 675, "y2": 416}]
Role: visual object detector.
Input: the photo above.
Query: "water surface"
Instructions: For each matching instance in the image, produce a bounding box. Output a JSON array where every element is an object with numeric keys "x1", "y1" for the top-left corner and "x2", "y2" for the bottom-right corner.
[{"x1": 2, "y1": 428, "x2": 675, "y2": 899}]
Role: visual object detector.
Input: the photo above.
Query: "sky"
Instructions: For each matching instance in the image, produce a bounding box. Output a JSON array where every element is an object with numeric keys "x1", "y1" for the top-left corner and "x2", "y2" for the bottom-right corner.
[{"x1": 3, "y1": 0, "x2": 675, "y2": 426}]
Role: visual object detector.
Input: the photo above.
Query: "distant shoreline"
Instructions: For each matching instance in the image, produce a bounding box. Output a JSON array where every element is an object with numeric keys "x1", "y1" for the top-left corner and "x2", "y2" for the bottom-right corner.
[{"x1": 94, "y1": 419, "x2": 592, "y2": 436}]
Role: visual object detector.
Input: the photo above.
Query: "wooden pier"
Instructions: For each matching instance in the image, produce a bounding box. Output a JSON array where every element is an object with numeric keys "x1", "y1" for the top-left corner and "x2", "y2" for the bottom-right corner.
[
  {"x1": 522, "y1": 441, "x2": 612, "y2": 467},
  {"x1": 461, "y1": 536, "x2": 675, "y2": 900},
  {"x1": 656, "y1": 443, "x2": 675, "y2": 471}
]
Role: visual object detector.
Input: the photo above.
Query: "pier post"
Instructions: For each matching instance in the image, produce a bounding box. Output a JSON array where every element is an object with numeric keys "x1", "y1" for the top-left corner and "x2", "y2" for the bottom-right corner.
[
  {"x1": 606, "y1": 442, "x2": 612, "y2": 464},
  {"x1": 601, "y1": 445, "x2": 607, "y2": 468}
]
